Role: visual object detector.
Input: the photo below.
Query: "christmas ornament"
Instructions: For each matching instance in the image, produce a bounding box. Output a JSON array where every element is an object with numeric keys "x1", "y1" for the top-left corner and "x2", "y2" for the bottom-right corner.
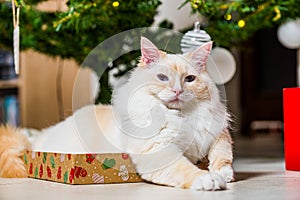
[
  {"x1": 206, "y1": 47, "x2": 236, "y2": 85},
  {"x1": 181, "y1": 21, "x2": 236, "y2": 84},
  {"x1": 277, "y1": 19, "x2": 300, "y2": 49},
  {"x1": 180, "y1": 21, "x2": 211, "y2": 54},
  {"x1": 11, "y1": 0, "x2": 20, "y2": 74}
]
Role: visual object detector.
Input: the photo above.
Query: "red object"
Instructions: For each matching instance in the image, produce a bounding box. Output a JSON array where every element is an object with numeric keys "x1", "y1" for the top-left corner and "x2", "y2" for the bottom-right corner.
[
  {"x1": 80, "y1": 168, "x2": 87, "y2": 177},
  {"x1": 47, "y1": 166, "x2": 52, "y2": 178},
  {"x1": 69, "y1": 168, "x2": 75, "y2": 183},
  {"x1": 57, "y1": 166, "x2": 62, "y2": 179},
  {"x1": 121, "y1": 153, "x2": 129, "y2": 160},
  {"x1": 86, "y1": 154, "x2": 96, "y2": 164},
  {"x1": 29, "y1": 163, "x2": 33, "y2": 175},
  {"x1": 74, "y1": 166, "x2": 87, "y2": 178},
  {"x1": 39, "y1": 164, "x2": 43, "y2": 178},
  {"x1": 74, "y1": 167, "x2": 82, "y2": 178},
  {"x1": 283, "y1": 88, "x2": 300, "y2": 171}
]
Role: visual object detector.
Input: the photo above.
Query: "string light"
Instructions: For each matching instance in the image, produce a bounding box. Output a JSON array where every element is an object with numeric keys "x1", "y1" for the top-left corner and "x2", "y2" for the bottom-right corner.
[
  {"x1": 272, "y1": 6, "x2": 281, "y2": 21},
  {"x1": 41, "y1": 24, "x2": 48, "y2": 30},
  {"x1": 112, "y1": 1, "x2": 119, "y2": 7},
  {"x1": 238, "y1": 20, "x2": 245, "y2": 28},
  {"x1": 192, "y1": 0, "x2": 200, "y2": 9},
  {"x1": 224, "y1": 14, "x2": 232, "y2": 21}
]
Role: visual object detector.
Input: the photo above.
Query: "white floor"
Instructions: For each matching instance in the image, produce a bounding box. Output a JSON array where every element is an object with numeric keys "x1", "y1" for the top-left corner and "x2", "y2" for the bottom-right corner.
[
  {"x1": 1, "y1": 133, "x2": 300, "y2": 200},
  {"x1": 1, "y1": 157, "x2": 300, "y2": 200}
]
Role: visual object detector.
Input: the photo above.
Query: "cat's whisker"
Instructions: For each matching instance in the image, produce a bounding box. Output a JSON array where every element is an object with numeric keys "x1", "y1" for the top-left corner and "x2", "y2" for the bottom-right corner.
[{"x1": 163, "y1": 37, "x2": 171, "y2": 52}]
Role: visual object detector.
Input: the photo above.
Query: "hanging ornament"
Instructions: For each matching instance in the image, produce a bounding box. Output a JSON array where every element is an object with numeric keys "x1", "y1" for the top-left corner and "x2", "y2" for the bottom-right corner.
[
  {"x1": 180, "y1": 21, "x2": 211, "y2": 54},
  {"x1": 180, "y1": 21, "x2": 236, "y2": 84},
  {"x1": 206, "y1": 47, "x2": 236, "y2": 85},
  {"x1": 12, "y1": 0, "x2": 20, "y2": 75},
  {"x1": 277, "y1": 19, "x2": 300, "y2": 49}
]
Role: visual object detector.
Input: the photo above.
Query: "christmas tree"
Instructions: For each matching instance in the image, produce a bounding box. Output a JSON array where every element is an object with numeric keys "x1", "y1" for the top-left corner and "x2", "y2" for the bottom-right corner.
[
  {"x1": 0, "y1": 0, "x2": 163, "y2": 103},
  {"x1": 0, "y1": 0, "x2": 162, "y2": 61},
  {"x1": 182, "y1": 0, "x2": 300, "y2": 47}
]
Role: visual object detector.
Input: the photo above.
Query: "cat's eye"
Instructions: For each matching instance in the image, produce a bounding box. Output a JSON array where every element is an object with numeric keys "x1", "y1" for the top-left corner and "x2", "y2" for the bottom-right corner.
[
  {"x1": 157, "y1": 73, "x2": 169, "y2": 81},
  {"x1": 184, "y1": 75, "x2": 196, "y2": 83}
]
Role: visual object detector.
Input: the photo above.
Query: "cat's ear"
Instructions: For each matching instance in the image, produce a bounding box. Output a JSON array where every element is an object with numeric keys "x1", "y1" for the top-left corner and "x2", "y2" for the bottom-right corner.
[
  {"x1": 140, "y1": 37, "x2": 161, "y2": 66},
  {"x1": 188, "y1": 42, "x2": 213, "y2": 71}
]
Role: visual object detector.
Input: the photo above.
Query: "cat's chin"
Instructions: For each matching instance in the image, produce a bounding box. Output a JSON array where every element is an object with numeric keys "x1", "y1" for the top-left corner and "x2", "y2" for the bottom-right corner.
[
  {"x1": 166, "y1": 100, "x2": 183, "y2": 110},
  {"x1": 166, "y1": 99, "x2": 197, "y2": 112}
]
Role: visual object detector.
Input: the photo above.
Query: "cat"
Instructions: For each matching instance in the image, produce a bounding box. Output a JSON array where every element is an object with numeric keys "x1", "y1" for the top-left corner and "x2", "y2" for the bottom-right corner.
[{"x1": 0, "y1": 37, "x2": 234, "y2": 191}]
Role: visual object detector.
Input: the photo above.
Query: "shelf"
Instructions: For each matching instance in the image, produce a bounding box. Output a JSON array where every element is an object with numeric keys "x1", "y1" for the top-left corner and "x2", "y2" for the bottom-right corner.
[{"x1": 0, "y1": 79, "x2": 19, "y2": 89}]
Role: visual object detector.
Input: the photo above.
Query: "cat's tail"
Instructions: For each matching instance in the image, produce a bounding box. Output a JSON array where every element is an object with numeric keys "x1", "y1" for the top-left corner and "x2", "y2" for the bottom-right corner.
[{"x1": 0, "y1": 125, "x2": 31, "y2": 178}]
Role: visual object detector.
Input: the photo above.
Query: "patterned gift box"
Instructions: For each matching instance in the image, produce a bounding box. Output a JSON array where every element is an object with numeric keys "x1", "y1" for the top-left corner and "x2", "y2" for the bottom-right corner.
[{"x1": 23, "y1": 151, "x2": 143, "y2": 184}]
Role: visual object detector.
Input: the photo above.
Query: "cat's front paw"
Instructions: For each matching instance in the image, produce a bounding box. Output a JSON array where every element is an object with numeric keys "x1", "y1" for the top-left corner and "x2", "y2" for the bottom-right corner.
[
  {"x1": 218, "y1": 165, "x2": 234, "y2": 183},
  {"x1": 190, "y1": 172, "x2": 226, "y2": 191}
]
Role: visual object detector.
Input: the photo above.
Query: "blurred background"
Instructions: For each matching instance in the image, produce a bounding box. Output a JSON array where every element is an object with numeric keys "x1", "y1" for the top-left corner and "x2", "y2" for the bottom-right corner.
[{"x1": 0, "y1": 0, "x2": 299, "y2": 158}]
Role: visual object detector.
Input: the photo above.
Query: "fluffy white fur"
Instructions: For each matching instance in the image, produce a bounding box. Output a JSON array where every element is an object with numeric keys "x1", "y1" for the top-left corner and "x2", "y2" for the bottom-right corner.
[{"x1": 110, "y1": 37, "x2": 233, "y2": 190}]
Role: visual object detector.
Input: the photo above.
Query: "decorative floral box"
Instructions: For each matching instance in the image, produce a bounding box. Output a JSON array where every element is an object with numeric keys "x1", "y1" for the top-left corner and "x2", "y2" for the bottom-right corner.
[
  {"x1": 283, "y1": 88, "x2": 300, "y2": 171},
  {"x1": 23, "y1": 151, "x2": 142, "y2": 184}
]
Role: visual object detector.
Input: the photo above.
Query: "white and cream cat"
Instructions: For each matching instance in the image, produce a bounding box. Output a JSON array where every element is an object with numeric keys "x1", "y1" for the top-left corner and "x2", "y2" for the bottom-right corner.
[{"x1": 0, "y1": 37, "x2": 233, "y2": 190}]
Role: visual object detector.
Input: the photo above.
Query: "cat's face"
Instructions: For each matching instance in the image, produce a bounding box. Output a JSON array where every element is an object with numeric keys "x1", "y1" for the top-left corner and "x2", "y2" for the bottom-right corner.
[{"x1": 137, "y1": 37, "x2": 212, "y2": 110}]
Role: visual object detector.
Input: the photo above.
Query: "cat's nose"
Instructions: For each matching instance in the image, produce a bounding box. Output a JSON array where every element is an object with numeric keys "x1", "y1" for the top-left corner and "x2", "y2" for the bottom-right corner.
[{"x1": 173, "y1": 89, "x2": 183, "y2": 96}]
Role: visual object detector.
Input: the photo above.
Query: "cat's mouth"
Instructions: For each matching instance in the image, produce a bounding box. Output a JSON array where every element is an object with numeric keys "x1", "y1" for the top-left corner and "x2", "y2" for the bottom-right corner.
[
  {"x1": 169, "y1": 97, "x2": 181, "y2": 103},
  {"x1": 166, "y1": 97, "x2": 184, "y2": 109}
]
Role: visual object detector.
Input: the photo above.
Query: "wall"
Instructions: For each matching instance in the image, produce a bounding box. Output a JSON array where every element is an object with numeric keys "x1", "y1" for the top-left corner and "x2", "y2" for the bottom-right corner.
[
  {"x1": 18, "y1": 0, "x2": 98, "y2": 129},
  {"x1": 20, "y1": 50, "x2": 97, "y2": 129}
]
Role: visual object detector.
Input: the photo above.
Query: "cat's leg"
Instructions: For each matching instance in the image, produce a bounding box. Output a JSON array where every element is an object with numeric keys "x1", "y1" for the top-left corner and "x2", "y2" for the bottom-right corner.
[
  {"x1": 207, "y1": 128, "x2": 234, "y2": 182},
  {"x1": 131, "y1": 146, "x2": 226, "y2": 190}
]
